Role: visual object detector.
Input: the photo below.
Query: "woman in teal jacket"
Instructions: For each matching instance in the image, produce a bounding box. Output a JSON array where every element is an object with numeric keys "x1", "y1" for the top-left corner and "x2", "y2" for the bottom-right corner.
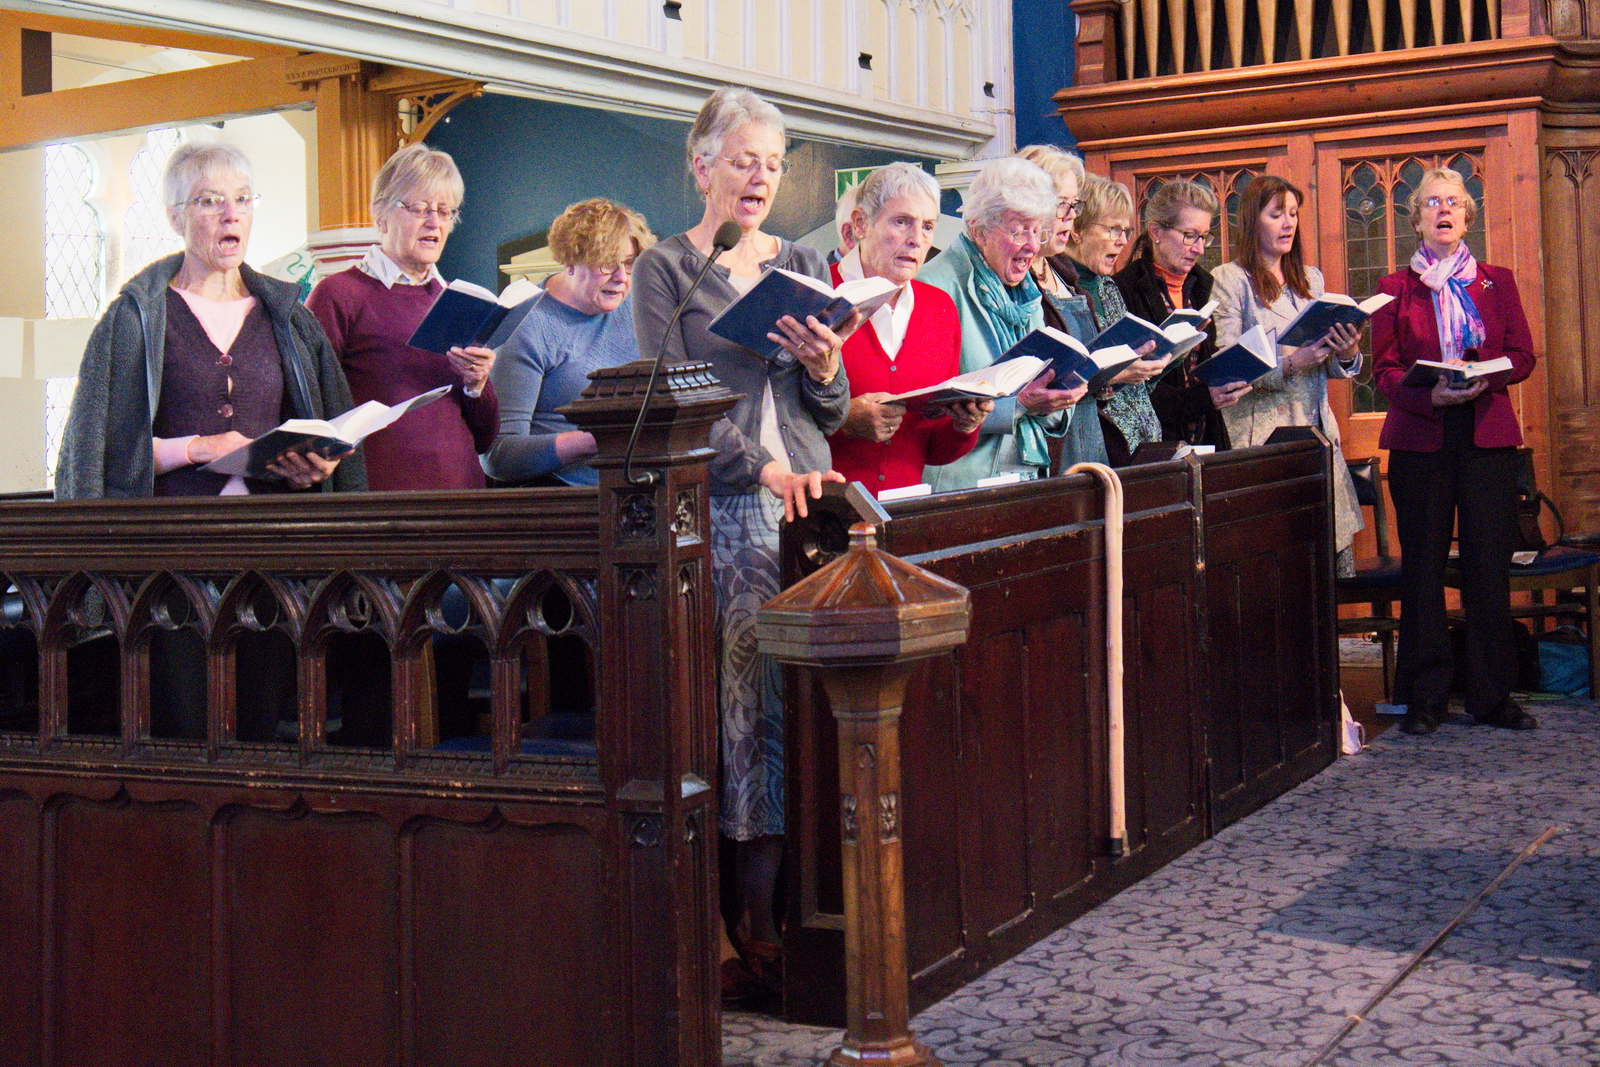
[{"x1": 919, "y1": 156, "x2": 1085, "y2": 492}]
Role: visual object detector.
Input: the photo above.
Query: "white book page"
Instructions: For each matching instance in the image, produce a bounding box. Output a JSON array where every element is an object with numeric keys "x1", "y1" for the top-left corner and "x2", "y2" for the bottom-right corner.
[
  {"x1": 772, "y1": 266, "x2": 837, "y2": 296},
  {"x1": 1090, "y1": 343, "x2": 1139, "y2": 369},
  {"x1": 948, "y1": 356, "x2": 1047, "y2": 394},
  {"x1": 835, "y1": 275, "x2": 898, "y2": 304},
  {"x1": 447, "y1": 278, "x2": 499, "y2": 303},
  {"x1": 327, "y1": 385, "x2": 453, "y2": 442},
  {"x1": 1039, "y1": 325, "x2": 1090, "y2": 356},
  {"x1": 498, "y1": 276, "x2": 541, "y2": 307},
  {"x1": 270, "y1": 418, "x2": 340, "y2": 437},
  {"x1": 1240, "y1": 324, "x2": 1278, "y2": 367}
]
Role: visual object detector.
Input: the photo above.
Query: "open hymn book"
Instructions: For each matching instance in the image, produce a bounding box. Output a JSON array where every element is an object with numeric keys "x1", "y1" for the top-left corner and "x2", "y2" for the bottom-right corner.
[
  {"x1": 1275, "y1": 292, "x2": 1394, "y2": 349},
  {"x1": 203, "y1": 385, "x2": 452, "y2": 480},
  {"x1": 1400, "y1": 356, "x2": 1514, "y2": 387},
  {"x1": 707, "y1": 268, "x2": 900, "y2": 365},
  {"x1": 407, "y1": 277, "x2": 543, "y2": 355},
  {"x1": 883, "y1": 324, "x2": 1145, "y2": 409},
  {"x1": 883, "y1": 355, "x2": 1053, "y2": 409}
]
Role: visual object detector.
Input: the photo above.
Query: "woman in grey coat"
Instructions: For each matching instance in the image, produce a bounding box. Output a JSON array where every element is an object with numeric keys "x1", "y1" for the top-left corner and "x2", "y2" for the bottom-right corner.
[
  {"x1": 54, "y1": 142, "x2": 363, "y2": 746},
  {"x1": 631, "y1": 86, "x2": 858, "y2": 995},
  {"x1": 56, "y1": 142, "x2": 362, "y2": 500}
]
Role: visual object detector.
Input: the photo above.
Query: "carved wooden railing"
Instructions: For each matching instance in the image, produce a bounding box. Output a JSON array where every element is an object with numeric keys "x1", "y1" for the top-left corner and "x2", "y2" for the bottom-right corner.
[
  {"x1": 1070, "y1": 0, "x2": 1576, "y2": 82},
  {"x1": 0, "y1": 361, "x2": 733, "y2": 1067}
]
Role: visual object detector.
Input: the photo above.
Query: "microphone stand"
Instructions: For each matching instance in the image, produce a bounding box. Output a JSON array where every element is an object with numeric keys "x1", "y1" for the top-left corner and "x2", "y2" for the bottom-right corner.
[{"x1": 623, "y1": 220, "x2": 744, "y2": 487}]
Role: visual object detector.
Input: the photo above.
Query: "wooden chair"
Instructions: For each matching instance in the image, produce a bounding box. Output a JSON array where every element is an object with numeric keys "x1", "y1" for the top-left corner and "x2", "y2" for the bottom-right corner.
[{"x1": 1337, "y1": 457, "x2": 1401, "y2": 699}]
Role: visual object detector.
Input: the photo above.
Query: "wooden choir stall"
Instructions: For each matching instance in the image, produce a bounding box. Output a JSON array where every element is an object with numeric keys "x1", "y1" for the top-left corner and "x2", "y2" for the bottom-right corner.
[
  {"x1": 778, "y1": 435, "x2": 1341, "y2": 1027},
  {"x1": 0, "y1": 360, "x2": 734, "y2": 1067},
  {"x1": 0, "y1": 346, "x2": 1341, "y2": 1062}
]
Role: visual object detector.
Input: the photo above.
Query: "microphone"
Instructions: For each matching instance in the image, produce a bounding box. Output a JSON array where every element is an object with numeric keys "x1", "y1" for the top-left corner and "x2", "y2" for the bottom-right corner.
[{"x1": 623, "y1": 220, "x2": 743, "y2": 487}]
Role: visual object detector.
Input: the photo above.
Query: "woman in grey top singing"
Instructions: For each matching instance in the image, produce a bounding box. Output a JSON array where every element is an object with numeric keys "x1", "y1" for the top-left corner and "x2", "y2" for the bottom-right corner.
[{"x1": 631, "y1": 85, "x2": 858, "y2": 998}]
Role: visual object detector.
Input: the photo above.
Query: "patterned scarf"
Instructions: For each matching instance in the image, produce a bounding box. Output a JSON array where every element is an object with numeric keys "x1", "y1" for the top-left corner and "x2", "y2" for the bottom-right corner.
[
  {"x1": 964, "y1": 235, "x2": 1051, "y2": 469},
  {"x1": 1410, "y1": 244, "x2": 1485, "y2": 362}
]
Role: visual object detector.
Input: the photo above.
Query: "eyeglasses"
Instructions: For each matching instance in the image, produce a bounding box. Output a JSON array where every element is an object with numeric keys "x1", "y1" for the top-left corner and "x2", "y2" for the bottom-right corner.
[
  {"x1": 594, "y1": 258, "x2": 638, "y2": 276},
  {"x1": 1421, "y1": 195, "x2": 1470, "y2": 210},
  {"x1": 394, "y1": 200, "x2": 462, "y2": 224},
  {"x1": 1093, "y1": 224, "x2": 1135, "y2": 241},
  {"x1": 178, "y1": 193, "x2": 259, "y2": 216},
  {"x1": 1056, "y1": 197, "x2": 1084, "y2": 219},
  {"x1": 1000, "y1": 225, "x2": 1047, "y2": 247},
  {"x1": 719, "y1": 155, "x2": 792, "y2": 176},
  {"x1": 1165, "y1": 226, "x2": 1216, "y2": 248}
]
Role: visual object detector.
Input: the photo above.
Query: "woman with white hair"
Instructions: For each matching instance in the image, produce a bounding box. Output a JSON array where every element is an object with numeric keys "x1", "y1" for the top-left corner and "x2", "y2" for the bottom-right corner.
[
  {"x1": 308, "y1": 142, "x2": 499, "y2": 490},
  {"x1": 918, "y1": 155, "x2": 1086, "y2": 491},
  {"x1": 55, "y1": 141, "x2": 362, "y2": 742},
  {"x1": 630, "y1": 86, "x2": 859, "y2": 996},
  {"x1": 827, "y1": 162, "x2": 988, "y2": 494},
  {"x1": 57, "y1": 140, "x2": 361, "y2": 500}
]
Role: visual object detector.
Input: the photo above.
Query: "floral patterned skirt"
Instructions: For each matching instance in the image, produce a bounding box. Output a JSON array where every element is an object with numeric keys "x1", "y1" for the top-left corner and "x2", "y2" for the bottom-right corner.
[{"x1": 710, "y1": 491, "x2": 787, "y2": 841}]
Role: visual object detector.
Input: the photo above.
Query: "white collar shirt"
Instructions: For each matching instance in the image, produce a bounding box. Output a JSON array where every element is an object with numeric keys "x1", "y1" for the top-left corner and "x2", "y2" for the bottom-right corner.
[
  {"x1": 358, "y1": 245, "x2": 444, "y2": 289},
  {"x1": 838, "y1": 246, "x2": 915, "y2": 360}
]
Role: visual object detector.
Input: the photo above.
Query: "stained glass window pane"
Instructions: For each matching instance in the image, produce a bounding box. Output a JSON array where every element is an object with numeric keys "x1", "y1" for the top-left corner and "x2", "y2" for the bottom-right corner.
[
  {"x1": 44, "y1": 145, "x2": 104, "y2": 319},
  {"x1": 124, "y1": 129, "x2": 184, "y2": 281}
]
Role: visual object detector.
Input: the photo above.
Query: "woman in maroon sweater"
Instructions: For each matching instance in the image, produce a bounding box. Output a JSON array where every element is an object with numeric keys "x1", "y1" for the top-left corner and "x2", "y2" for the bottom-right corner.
[
  {"x1": 1371, "y1": 166, "x2": 1538, "y2": 735},
  {"x1": 308, "y1": 143, "x2": 498, "y2": 490},
  {"x1": 827, "y1": 163, "x2": 987, "y2": 495}
]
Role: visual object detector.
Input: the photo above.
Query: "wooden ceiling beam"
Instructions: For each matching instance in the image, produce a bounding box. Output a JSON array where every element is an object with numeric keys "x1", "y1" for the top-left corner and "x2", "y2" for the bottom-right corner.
[
  {"x1": 0, "y1": 52, "x2": 316, "y2": 151},
  {"x1": 0, "y1": 9, "x2": 293, "y2": 59}
]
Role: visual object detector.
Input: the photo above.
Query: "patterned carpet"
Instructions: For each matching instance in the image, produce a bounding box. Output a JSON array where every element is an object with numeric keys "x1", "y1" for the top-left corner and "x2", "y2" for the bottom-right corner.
[{"x1": 725, "y1": 698, "x2": 1600, "y2": 1066}]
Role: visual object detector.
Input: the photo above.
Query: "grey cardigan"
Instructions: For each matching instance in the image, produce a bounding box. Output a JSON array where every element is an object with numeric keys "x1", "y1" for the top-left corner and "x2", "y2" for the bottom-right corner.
[
  {"x1": 55, "y1": 253, "x2": 366, "y2": 500},
  {"x1": 631, "y1": 233, "x2": 851, "y2": 495}
]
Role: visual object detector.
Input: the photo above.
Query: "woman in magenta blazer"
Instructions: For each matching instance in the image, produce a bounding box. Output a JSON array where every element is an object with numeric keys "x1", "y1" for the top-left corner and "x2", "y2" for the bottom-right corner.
[{"x1": 1371, "y1": 166, "x2": 1537, "y2": 736}]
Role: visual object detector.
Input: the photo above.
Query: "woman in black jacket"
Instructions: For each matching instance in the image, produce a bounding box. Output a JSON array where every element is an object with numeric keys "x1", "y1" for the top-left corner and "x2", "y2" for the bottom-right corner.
[{"x1": 1114, "y1": 178, "x2": 1242, "y2": 449}]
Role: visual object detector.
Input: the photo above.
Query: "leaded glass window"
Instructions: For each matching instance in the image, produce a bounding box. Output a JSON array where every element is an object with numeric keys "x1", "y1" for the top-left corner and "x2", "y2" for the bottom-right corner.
[
  {"x1": 44, "y1": 377, "x2": 78, "y2": 491},
  {"x1": 1135, "y1": 165, "x2": 1261, "y2": 273},
  {"x1": 123, "y1": 128, "x2": 184, "y2": 279},
  {"x1": 1341, "y1": 151, "x2": 1487, "y2": 412},
  {"x1": 44, "y1": 144, "x2": 104, "y2": 319}
]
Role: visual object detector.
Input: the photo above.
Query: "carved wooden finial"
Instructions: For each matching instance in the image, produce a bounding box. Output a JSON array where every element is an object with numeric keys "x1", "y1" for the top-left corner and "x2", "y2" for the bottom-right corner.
[{"x1": 757, "y1": 520, "x2": 969, "y2": 668}]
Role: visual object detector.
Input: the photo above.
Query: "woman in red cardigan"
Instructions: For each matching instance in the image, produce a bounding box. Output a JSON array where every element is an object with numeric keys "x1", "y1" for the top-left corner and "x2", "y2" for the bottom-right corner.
[
  {"x1": 827, "y1": 162, "x2": 988, "y2": 495},
  {"x1": 1371, "y1": 166, "x2": 1538, "y2": 735}
]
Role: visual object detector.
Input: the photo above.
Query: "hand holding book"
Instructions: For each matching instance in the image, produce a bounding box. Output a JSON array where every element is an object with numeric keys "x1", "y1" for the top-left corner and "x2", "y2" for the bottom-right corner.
[
  {"x1": 1283, "y1": 320, "x2": 1361, "y2": 375},
  {"x1": 1018, "y1": 368, "x2": 1089, "y2": 415},
  {"x1": 768, "y1": 308, "x2": 860, "y2": 383}
]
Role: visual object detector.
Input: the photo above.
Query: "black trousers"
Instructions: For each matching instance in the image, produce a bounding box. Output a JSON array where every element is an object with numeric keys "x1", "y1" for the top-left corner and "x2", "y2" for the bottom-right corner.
[{"x1": 1386, "y1": 406, "x2": 1519, "y2": 718}]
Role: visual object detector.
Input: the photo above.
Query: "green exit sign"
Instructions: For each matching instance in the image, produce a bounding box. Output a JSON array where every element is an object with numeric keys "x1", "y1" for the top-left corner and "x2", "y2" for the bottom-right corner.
[{"x1": 834, "y1": 167, "x2": 878, "y2": 198}]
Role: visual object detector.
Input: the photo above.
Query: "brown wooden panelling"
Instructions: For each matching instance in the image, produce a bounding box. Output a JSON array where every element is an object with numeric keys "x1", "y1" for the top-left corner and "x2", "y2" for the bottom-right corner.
[
  {"x1": 782, "y1": 442, "x2": 1334, "y2": 1025},
  {"x1": 51, "y1": 795, "x2": 213, "y2": 1066},
  {"x1": 227, "y1": 808, "x2": 399, "y2": 1065},
  {"x1": 0, "y1": 794, "x2": 40, "y2": 1066},
  {"x1": 408, "y1": 818, "x2": 608, "y2": 1067},
  {"x1": 0, "y1": 361, "x2": 736, "y2": 1067}
]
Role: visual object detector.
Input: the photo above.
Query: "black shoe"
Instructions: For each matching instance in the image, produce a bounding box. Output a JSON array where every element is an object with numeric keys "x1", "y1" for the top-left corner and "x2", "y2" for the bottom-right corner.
[
  {"x1": 1475, "y1": 702, "x2": 1538, "y2": 730},
  {"x1": 1400, "y1": 705, "x2": 1440, "y2": 735}
]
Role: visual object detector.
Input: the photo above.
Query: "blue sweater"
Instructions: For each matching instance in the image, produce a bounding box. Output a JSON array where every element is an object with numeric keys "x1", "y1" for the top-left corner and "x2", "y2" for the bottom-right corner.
[{"x1": 482, "y1": 289, "x2": 639, "y2": 486}]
